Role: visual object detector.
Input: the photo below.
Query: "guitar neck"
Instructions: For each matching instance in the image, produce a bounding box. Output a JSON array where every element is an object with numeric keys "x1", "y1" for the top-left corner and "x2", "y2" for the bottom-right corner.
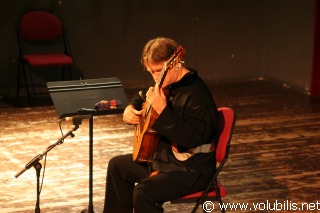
[
  {"x1": 156, "y1": 46, "x2": 186, "y2": 88},
  {"x1": 157, "y1": 63, "x2": 168, "y2": 88}
]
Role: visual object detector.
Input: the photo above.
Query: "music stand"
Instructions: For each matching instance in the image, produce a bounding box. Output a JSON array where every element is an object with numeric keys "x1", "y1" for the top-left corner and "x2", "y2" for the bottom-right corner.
[{"x1": 47, "y1": 77, "x2": 128, "y2": 213}]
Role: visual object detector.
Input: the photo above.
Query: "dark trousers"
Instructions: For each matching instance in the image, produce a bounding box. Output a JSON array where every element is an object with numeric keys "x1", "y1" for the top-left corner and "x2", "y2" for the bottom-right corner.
[{"x1": 103, "y1": 154, "x2": 206, "y2": 213}]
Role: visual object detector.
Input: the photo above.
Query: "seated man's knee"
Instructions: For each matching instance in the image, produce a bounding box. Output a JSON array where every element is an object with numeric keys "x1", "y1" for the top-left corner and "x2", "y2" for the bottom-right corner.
[
  {"x1": 107, "y1": 155, "x2": 126, "y2": 171},
  {"x1": 133, "y1": 182, "x2": 150, "y2": 207},
  {"x1": 133, "y1": 182, "x2": 164, "y2": 212}
]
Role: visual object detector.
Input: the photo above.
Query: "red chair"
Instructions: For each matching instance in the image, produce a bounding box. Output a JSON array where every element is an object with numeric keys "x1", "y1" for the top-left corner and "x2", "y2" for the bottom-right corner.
[
  {"x1": 16, "y1": 11, "x2": 74, "y2": 103},
  {"x1": 170, "y1": 107, "x2": 236, "y2": 213}
]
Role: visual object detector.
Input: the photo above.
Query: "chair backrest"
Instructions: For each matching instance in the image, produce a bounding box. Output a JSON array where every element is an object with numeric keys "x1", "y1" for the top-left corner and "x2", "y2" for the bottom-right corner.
[
  {"x1": 216, "y1": 107, "x2": 236, "y2": 163},
  {"x1": 19, "y1": 11, "x2": 63, "y2": 41}
]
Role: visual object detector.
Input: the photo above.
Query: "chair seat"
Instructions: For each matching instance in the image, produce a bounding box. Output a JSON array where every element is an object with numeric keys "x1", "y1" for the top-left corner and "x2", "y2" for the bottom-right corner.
[
  {"x1": 23, "y1": 54, "x2": 73, "y2": 66},
  {"x1": 171, "y1": 182, "x2": 227, "y2": 204}
]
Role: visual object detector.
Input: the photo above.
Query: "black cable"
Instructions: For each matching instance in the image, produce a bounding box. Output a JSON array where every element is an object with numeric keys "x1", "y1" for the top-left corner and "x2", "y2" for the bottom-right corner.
[
  {"x1": 39, "y1": 154, "x2": 46, "y2": 194},
  {"x1": 39, "y1": 118, "x2": 65, "y2": 194}
]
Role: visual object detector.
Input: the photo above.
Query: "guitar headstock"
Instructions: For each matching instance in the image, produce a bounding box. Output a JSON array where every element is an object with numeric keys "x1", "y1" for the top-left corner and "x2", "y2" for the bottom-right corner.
[
  {"x1": 157, "y1": 46, "x2": 186, "y2": 87},
  {"x1": 166, "y1": 46, "x2": 186, "y2": 70}
]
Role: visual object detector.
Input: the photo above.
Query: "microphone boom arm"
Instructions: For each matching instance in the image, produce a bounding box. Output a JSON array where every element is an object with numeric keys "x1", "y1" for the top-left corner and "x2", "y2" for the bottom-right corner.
[{"x1": 15, "y1": 124, "x2": 79, "y2": 178}]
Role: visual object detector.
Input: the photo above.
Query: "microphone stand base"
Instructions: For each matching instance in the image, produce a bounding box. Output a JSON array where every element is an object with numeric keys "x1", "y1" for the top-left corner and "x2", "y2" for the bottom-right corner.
[{"x1": 81, "y1": 208, "x2": 94, "y2": 213}]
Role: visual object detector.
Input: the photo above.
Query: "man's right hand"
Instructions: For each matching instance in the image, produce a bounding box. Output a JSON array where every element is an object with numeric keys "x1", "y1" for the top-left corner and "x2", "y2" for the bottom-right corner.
[{"x1": 123, "y1": 105, "x2": 143, "y2": 124}]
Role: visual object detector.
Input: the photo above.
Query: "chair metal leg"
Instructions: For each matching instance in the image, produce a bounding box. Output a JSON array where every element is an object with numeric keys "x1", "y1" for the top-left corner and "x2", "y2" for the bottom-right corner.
[
  {"x1": 16, "y1": 60, "x2": 31, "y2": 104},
  {"x1": 61, "y1": 66, "x2": 65, "y2": 80},
  {"x1": 25, "y1": 65, "x2": 36, "y2": 96},
  {"x1": 192, "y1": 199, "x2": 202, "y2": 213},
  {"x1": 214, "y1": 182, "x2": 225, "y2": 213},
  {"x1": 23, "y1": 64, "x2": 31, "y2": 104},
  {"x1": 61, "y1": 66, "x2": 72, "y2": 81},
  {"x1": 16, "y1": 60, "x2": 22, "y2": 102},
  {"x1": 192, "y1": 182, "x2": 216, "y2": 213},
  {"x1": 67, "y1": 65, "x2": 72, "y2": 80}
]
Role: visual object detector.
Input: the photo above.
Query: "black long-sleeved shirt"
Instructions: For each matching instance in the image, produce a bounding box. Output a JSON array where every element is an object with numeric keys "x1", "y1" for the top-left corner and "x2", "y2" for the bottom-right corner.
[{"x1": 130, "y1": 70, "x2": 219, "y2": 187}]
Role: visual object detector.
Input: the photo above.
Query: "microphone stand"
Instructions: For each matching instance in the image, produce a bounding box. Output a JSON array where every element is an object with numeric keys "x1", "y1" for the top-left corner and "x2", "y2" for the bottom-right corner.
[{"x1": 15, "y1": 122, "x2": 81, "y2": 213}]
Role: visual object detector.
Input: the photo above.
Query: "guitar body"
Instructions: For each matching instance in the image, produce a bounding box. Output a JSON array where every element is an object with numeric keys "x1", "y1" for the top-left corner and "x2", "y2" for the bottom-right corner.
[
  {"x1": 133, "y1": 102, "x2": 160, "y2": 162},
  {"x1": 132, "y1": 45, "x2": 186, "y2": 163},
  {"x1": 133, "y1": 101, "x2": 160, "y2": 162}
]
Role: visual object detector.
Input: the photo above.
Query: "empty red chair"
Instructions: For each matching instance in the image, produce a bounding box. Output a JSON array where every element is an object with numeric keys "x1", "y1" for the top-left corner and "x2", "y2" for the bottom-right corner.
[{"x1": 16, "y1": 11, "x2": 74, "y2": 103}]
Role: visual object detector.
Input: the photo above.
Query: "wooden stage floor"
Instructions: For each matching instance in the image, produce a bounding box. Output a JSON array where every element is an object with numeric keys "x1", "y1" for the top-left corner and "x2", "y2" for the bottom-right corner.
[{"x1": 0, "y1": 79, "x2": 319, "y2": 212}]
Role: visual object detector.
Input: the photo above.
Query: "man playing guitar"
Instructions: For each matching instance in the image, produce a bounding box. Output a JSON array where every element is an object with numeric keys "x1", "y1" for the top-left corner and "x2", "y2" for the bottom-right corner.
[{"x1": 103, "y1": 37, "x2": 219, "y2": 213}]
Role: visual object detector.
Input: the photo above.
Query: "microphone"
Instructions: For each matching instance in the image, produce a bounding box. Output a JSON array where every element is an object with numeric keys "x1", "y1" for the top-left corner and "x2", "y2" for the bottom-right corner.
[{"x1": 65, "y1": 115, "x2": 92, "y2": 122}]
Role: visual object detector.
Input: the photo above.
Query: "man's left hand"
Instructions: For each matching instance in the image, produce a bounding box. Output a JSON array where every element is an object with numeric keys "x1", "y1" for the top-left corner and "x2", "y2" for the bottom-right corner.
[{"x1": 146, "y1": 83, "x2": 167, "y2": 114}]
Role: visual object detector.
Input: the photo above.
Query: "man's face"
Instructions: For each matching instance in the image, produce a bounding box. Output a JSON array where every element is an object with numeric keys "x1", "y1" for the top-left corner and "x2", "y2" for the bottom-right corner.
[
  {"x1": 146, "y1": 62, "x2": 165, "y2": 83},
  {"x1": 146, "y1": 61, "x2": 179, "y2": 88}
]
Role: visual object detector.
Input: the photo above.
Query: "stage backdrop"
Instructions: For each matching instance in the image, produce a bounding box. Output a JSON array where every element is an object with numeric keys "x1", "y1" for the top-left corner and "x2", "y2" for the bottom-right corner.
[{"x1": 0, "y1": 0, "x2": 316, "y2": 96}]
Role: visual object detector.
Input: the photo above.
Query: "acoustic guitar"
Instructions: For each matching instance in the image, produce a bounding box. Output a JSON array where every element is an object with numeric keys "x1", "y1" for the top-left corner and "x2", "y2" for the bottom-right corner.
[{"x1": 133, "y1": 46, "x2": 186, "y2": 162}]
